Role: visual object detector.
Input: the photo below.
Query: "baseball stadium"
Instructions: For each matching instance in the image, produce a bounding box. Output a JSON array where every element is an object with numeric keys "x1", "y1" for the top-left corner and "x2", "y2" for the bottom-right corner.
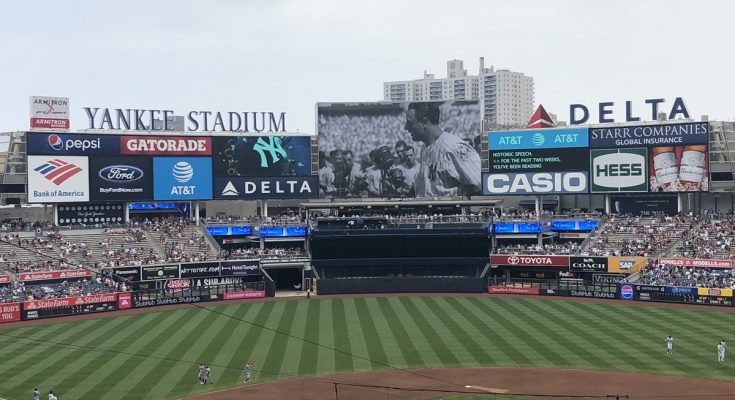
[{"x1": 1, "y1": 99, "x2": 735, "y2": 400}]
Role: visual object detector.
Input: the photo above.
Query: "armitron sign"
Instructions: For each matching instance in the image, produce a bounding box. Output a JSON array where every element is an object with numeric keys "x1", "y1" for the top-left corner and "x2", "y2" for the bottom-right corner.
[{"x1": 490, "y1": 255, "x2": 570, "y2": 268}]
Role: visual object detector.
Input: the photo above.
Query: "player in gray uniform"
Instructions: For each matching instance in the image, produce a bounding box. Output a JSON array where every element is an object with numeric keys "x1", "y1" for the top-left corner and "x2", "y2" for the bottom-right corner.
[
  {"x1": 244, "y1": 359, "x2": 254, "y2": 383},
  {"x1": 33, "y1": 388, "x2": 40, "y2": 400},
  {"x1": 198, "y1": 364, "x2": 205, "y2": 384},
  {"x1": 205, "y1": 365, "x2": 213, "y2": 384},
  {"x1": 665, "y1": 335, "x2": 673, "y2": 355}
]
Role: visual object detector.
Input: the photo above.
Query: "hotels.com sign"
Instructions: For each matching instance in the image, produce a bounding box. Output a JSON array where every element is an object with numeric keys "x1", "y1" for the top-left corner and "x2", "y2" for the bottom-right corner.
[{"x1": 490, "y1": 255, "x2": 570, "y2": 267}]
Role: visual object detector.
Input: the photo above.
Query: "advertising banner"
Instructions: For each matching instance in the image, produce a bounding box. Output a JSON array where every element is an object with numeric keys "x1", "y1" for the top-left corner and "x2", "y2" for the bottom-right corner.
[
  {"x1": 141, "y1": 264, "x2": 180, "y2": 281},
  {"x1": 552, "y1": 220, "x2": 598, "y2": 231},
  {"x1": 56, "y1": 203, "x2": 125, "y2": 226},
  {"x1": 153, "y1": 157, "x2": 213, "y2": 201},
  {"x1": 27, "y1": 155, "x2": 90, "y2": 203},
  {"x1": 610, "y1": 195, "x2": 678, "y2": 216},
  {"x1": 30, "y1": 96, "x2": 70, "y2": 130},
  {"x1": 22, "y1": 293, "x2": 118, "y2": 319},
  {"x1": 164, "y1": 279, "x2": 192, "y2": 293},
  {"x1": 220, "y1": 260, "x2": 260, "y2": 276},
  {"x1": 589, "y1": 122, "x2": 709, "y2": 148},
  {"x1": 635, "y1": 284, "x2": 697, "y2": 303},
  {"x1": 657, "y1": 258, "x2": 733, "y2": 269},
  {"x1": 258, "y1": 226, "x2": 307, "y2": 237},
  {"x1": 317, "y1": 101, "x2": 482, "y2": 198},
  {"x1": 488, "y1": 286, "x2": 540, "y2": 295},
  {"x1": 493, "y1": 223, "x2": 544, "y2": 234},
  {"x1": 0, "y1": 303, "x2": 21, "y2": 323},
  {"x1": 490, "y1": 255, "x2": 570, "y2": 268},
  {"x1": 18, "y1": 269, "x2": 91, "y2": 283},
  {"x1": 483, "y1": 171, "x2": 588, "y2": 195},
  {"x1": 223, "y1": 290, "x2": 266, "y2": 300},
  {"x1": 134, "y1": 294, "x2": 211, "y2": 308},
  {"x1": 121, "y1": 136, "x2": 212, "y2": 155},
  {"x1": 648, "y1": 145, "x2": 709, "y2": 192},
  {"x1": 568, "y1": 289, "x2": 617, "y2": 299},
  {"x1": 488, "y1": 128, "x2": 589, "y2": 150},
  {"x1": 212, "y1": 136, "x2": 311, "y2": 177},
  {"x1": 0, "y1": 275, "x2": 11, "y2": 284},
  {"x1": 26, "y1": 133, "x2": 119, "y2": 156},
  {"x1": 189, "y1": 276, "x2": 250, "y2": 287},
  {"x1": 590, "y1": 148, "x2": 648, "y2": 193},
  {"x1": 559, "y1": 232, "x2": 589, "y2": 239},
  {"x1": 23, "y1": 293, "x2": 118, "y2": 310},
  {"x1": 111, "y1": 266, "x2": 142, "y2": 282},
  {"x1": 697, "y1": 287, "x2": 734, "y2": 297},
  {"x1": 569, "y1": 256, "x2": 609, "y2": 272},
  {"x1": 608, "y1": 257, "x2": 646, "y2": 274},
  {"x1": 488, "y1": 148, "x2": 589, "y2": 173},
  {"x1": 89, "y1": 157, "x2": 153, "y2": 201},
  {"x1": 118, "y1": 292, "x2": 132, "y2": 310},
  {"x1": 180, "y1": 262, "x2": 221, "y2": 279},
  {"x1": 593, "y1": 273, "x2": 627, "y2": 284},
  {"x1": 214, "y1": 177, "x2": 318, "y2": 200}
]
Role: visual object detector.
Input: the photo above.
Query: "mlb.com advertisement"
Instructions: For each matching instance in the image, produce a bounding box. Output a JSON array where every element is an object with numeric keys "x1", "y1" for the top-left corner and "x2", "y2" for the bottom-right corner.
[
  {"x1": 153, "y1": 157, "x2": 213, "y2": 200},
  {"x1": 27, "y1": 156, "x2": 90, "y2": 203}
]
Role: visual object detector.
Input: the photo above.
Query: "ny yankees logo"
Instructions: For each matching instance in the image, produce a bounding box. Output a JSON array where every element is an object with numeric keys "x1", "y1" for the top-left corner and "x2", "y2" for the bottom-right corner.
[{"x1": 253, "y1": 137, "x2": 287, "y2": 168}]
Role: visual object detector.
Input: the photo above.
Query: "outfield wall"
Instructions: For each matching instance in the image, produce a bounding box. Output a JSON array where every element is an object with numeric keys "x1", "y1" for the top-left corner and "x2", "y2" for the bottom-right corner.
[{"x1": 317, "y1": 277, "x2": 485, "y2": 295}]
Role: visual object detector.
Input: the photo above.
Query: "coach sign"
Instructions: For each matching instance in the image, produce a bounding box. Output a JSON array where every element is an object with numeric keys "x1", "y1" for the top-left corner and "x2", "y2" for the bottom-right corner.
[
  {"x1": 490, "y1": 255, "x2": 570, "y2": 268},
  {"x1": 569, "y1": 257, "x2": 608, "y2": 272}
]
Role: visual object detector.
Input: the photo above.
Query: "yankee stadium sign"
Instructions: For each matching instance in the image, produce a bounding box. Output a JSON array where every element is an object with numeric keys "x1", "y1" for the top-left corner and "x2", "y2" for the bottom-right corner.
[{"x1": 83, "y1": 106, "x2": 286, "y2": 132}]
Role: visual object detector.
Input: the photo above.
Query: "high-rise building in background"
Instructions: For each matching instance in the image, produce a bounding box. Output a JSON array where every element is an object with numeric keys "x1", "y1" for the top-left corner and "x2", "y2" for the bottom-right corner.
[{"x1": 383, "y1": 57, "x2": 534, "y2": 128}]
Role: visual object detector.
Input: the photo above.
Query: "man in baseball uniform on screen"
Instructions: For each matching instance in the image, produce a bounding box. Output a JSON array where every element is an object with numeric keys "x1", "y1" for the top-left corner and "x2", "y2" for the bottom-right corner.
[{"x1": 404, "y1": 102, "x2": 481, "y2": 197}]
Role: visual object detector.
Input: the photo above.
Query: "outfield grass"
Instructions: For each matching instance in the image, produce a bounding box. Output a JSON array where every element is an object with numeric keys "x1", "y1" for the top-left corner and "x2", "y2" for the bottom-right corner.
[{"x1": 0, "y1": 296, "x2": 732, "y2": 400}]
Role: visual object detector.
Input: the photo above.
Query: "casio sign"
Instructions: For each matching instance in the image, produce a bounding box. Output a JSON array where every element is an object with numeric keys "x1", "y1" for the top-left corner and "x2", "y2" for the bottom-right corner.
[
  {"x1": 592, "y1": 152, "x2": 645, "y2": 188},
  {"x1": 484, "y1": 172, "x2": 588, "y2": 194},
  {"x1": 99, "y1": 165, "x2": 144, "y2": 183}
]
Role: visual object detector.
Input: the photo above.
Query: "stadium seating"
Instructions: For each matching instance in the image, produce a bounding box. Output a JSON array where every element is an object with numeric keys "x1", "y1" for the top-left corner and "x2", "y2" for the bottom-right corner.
[{"x1": 582, "y1": 214, "x2": 693, "y2": 257}]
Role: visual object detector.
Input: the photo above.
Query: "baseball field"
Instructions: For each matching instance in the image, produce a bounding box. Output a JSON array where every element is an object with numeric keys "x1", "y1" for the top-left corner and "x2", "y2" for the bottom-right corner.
[{"x1": 0, "y1": 295, "x2": 733, "y2": 400}]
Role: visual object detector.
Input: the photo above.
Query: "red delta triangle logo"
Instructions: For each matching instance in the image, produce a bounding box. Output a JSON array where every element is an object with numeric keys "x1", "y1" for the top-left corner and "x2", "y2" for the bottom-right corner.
[
  {"x1": 527, "y1": 105, "x2": 556, "y2": 129},
  {"x1": 34, "y1": 159, "x2": 82, "y2": 185}
]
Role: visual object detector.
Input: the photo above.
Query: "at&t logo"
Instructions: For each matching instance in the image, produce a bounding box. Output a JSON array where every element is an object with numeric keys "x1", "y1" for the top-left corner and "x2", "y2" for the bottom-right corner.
[{"x1": 171, "y1": 161, "x2": 195, "y2": 195}]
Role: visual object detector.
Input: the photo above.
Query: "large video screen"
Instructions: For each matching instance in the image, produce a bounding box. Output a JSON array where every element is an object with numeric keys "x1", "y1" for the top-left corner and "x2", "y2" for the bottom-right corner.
[
  {"x1": 317, "y1": 101, "x2": 482, "y2": 198},
  {"x1": 212, "y1": 136, "x2": 311, "y2": 177}
]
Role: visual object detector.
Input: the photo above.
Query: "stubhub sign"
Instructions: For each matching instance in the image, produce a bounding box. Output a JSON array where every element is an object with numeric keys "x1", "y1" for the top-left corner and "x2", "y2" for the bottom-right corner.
[
  {"x1": 153, "y1": 157, "x2": 212, "y2": 200},
  {"x1": 489, "y1": 128, "x2": 588, "y2": 150},
  {"x1": 483, "y1": 172, "x2": 588, "y2": 194}
]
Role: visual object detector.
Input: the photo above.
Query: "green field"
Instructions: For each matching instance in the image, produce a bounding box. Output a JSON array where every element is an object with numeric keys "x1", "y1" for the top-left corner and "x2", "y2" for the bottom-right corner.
[{"x1": 0, "y1": 296, "x2": 733, "y2": 400}]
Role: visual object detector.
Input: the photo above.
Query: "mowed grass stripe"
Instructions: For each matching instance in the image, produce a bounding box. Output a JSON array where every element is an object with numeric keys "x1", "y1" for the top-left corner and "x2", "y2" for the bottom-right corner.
[
  {"x1": 297, "y1": 300, "x2": 321, "y2": 376},
  {"x1": 278, "y1": 301, "x2": 309, "y2": 378},
  {"x1": 507, "y1": 298, "x2": 616, "y2": 370},
  {"x1": 331, "y1": 298, "x2": 354, "y2": 372},
  {"x1": 120, "y1": 308, "x2": 222, "y2": 400},
  {"x1": 343, "y1": 298, "x2": 373, "y2": 372},
  {"x1": 444, "y1": 297, "x2": 527, "y2": 366},
  {"x1": 215, "y1": 301, "x2": 278, "y2": 385},
  {"x1": 94, "y1": 308, "x2": 208, "y2": 400},
  {"x1": 399, "y1": 297, "x2": 460, "y2": 367},
  {"x1": 528, "y1": 299, "x2": 648, "y2": 371},
  {"x1": 469, "y1": 298, "x2": 569, "y2": 367},
  {"x1": 352, "y1": 297, "x2": 390, "y2": 368},
  {"x1": 0, "y1": 319, "x2": 91, "y2": 372},
  {"x1": 6, "y1": 310, "x2": 139, "y2": 394},
  {"x1": 373, "y1": 297, "x2": 425, "y2": 368},
  {"x1": 143, "y1": 305, "x2": 246, "y2": 400},
  {"x1": 362, "y1": 297, "x2": 413, "y2": 368},
  {"x1": 419, "y1": 297, "x2": 494, "y2": 366},
  {"x1": 54, "y1": 312, "x2": 171, "y2": 400},
  {"x1": 315, "y1": 298, "x2": 336, "y2": 374},
  {"x1": 257, "y1": 300, "x2": 300, "y2": 382}
]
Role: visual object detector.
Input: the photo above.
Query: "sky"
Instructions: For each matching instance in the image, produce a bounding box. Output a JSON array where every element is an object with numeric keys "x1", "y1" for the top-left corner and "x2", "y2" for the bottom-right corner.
[{"x1": 0, "y1": 0, "x2": 733, "y2": 134}]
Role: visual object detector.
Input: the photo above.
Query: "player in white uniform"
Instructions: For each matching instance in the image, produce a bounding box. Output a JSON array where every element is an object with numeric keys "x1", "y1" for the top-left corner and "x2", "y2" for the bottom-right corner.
[
  {"x1": 404, "y1": 102, "x2": 481, "y2": 197},
  {"x1": 665, "y1": 335, "x2": 673, "y2": 355},
  {"x1": 718, "y1": 342, "x2": 724, "y2": 363}
]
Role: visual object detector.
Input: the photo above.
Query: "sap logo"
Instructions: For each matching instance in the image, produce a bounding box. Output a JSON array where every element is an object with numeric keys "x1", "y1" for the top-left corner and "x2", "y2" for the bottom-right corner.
[
  {"x1": 484, "y1": 172, "x2": 587, "y2": 194},
  {"x1": 592, "y1": 152, "x2": 646, "y2": 188},
  {"x1": 48, "y1": 134, "x2": 101, "y2": 152},
  {"x1": 619, "y1": 260, "x2": 635, "y2": 270},
  {"x1": 497, "y1": 136, "x2": 522, "y2": 145},
  {"x1": 99, "y1": 165, "x2": 143, "y2": 183}
]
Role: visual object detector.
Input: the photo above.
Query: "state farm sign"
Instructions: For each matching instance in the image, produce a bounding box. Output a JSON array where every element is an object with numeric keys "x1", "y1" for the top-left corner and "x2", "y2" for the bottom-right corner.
[
  {"x1": 120, "y1": 136, "x2": 211, "y2": 155},
  {"x1": 23, "y1": 293, "x2": 117, "y2": 310},
  {"x1": 18, "y1": 269, "x2": 92, "y2": 282},
  {"x1": 490, "y1": 255, "x2": 570, "y2": 268}
]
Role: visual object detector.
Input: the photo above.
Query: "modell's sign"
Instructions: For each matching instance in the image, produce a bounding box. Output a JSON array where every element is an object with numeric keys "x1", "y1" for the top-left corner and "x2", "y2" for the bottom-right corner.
[
  {"x1": 24, "y1": 293, "x2": 117, "y2": 310},
  {"x1": 0, "y1": 275, "x2": 11, "y2": 284},
  {"x1": 30, "y1": 96, "x2": 70, "y2": 130},
  {"x1": 490, "y1": 255, "x2": 570, "y2": 267},
  {"x1": 120, "y1": 136, "x2": 212, "y2": 155},
  {"x1": 18, "y1": 269, "x2": 92, "y2": 282},
  {"x1": 658, "y1": 258, "x2": 733, "y2": 269}
]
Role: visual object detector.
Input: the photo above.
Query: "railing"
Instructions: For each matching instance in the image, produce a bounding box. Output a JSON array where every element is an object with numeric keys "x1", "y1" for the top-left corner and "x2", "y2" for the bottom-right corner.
[
  {"x1": 488, "y1": 277, "x2": 619, "y2": 293},
  {"x1": 131, "y1": 281, "x2": 265, "y2": 304}
]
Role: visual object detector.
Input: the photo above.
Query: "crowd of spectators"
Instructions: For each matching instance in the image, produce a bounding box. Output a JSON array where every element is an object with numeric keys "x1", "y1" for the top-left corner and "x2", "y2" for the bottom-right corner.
[
  {"x1": 136, "y1": 217, "x2": 216, "y2": 263},
  {"x1": 674, "y1": 218, "x2": 735, "y2": 259},
  {"x1": 0, "y1": 276, "x2": 122, "y2": 303},
  {"x1": 584, "y1": 214, "x2": 693, "y2": 257},
  {"x1": 638, "y1": 262, "x2": 735, "y2": 289},
  {"x1": 221, "y1": 246, "x2": 306, "y2": 260},
  {"x1": 494, "y1": 241, "x2": 581, "y2": 255},
  {"x1": 0, "y1": 219, "x2": 54, "y2": 232}
]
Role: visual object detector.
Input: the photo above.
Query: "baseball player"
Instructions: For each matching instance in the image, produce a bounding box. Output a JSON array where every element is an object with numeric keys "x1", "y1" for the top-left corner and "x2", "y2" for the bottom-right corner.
[
  {"x1": 33, "y1": 388, "x2": 40, "y2": 400},
  {"x1": 404, "y1": 102, "x2": 481, "y2": 197},
  {"x1": 205, "y1": 365, "x2": 213, "y2": 384},
  {"x1": 244, "y1": 359, "x2": 255, "y2": 383},
  {"x1": 198, "y1": 364, "x2": 205, "y2": 384},
  {"x1": 718, "y1": 342, "x2": 724, "y2": 364},
  {"x1": 722, "y1": 339, "x2": 727, "y2": 361},
  {"x1": 665, "y1": 335, "x2": 673, "y2": 355},
  {"x1": 48, "y1": 390, "x2": 57, "y2": 400}
]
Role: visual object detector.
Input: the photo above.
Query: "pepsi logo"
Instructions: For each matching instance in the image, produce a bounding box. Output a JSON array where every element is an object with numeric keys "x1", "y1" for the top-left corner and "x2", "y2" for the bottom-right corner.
[
  {"x1": 99, "y1": 165, "x2": 144, "y2": 183},
  {"x1": 48, "y1": 134, "x2": 63, "y2": 150},
  {"x1": 620, "y1": 284, "x2": 634, "y2": 300}
]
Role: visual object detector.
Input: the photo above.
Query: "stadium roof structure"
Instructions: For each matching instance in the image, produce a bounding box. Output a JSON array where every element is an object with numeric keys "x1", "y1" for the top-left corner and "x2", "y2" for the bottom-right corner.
[
  {"x1": 301, "y1": 198, "x2": 502, "y2": 209},
  {"x1": 526, "y1": 104, "x2": 555, "y2": 129}
]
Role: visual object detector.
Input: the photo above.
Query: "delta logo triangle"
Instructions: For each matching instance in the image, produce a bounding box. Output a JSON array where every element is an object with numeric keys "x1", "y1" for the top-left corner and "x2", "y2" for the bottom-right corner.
[
  {"x1": 527, "y1": 105, "x2": 556, "y2": 129},
  {"x1": 222, "y1": 181, "x2": 239, "y2": 196}
]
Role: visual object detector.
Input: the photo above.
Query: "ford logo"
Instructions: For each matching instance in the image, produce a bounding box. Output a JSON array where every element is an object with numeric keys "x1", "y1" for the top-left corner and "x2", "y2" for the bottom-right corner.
[{"x1": 99, "y1": 165, "x2": 144, "y2": 182}]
